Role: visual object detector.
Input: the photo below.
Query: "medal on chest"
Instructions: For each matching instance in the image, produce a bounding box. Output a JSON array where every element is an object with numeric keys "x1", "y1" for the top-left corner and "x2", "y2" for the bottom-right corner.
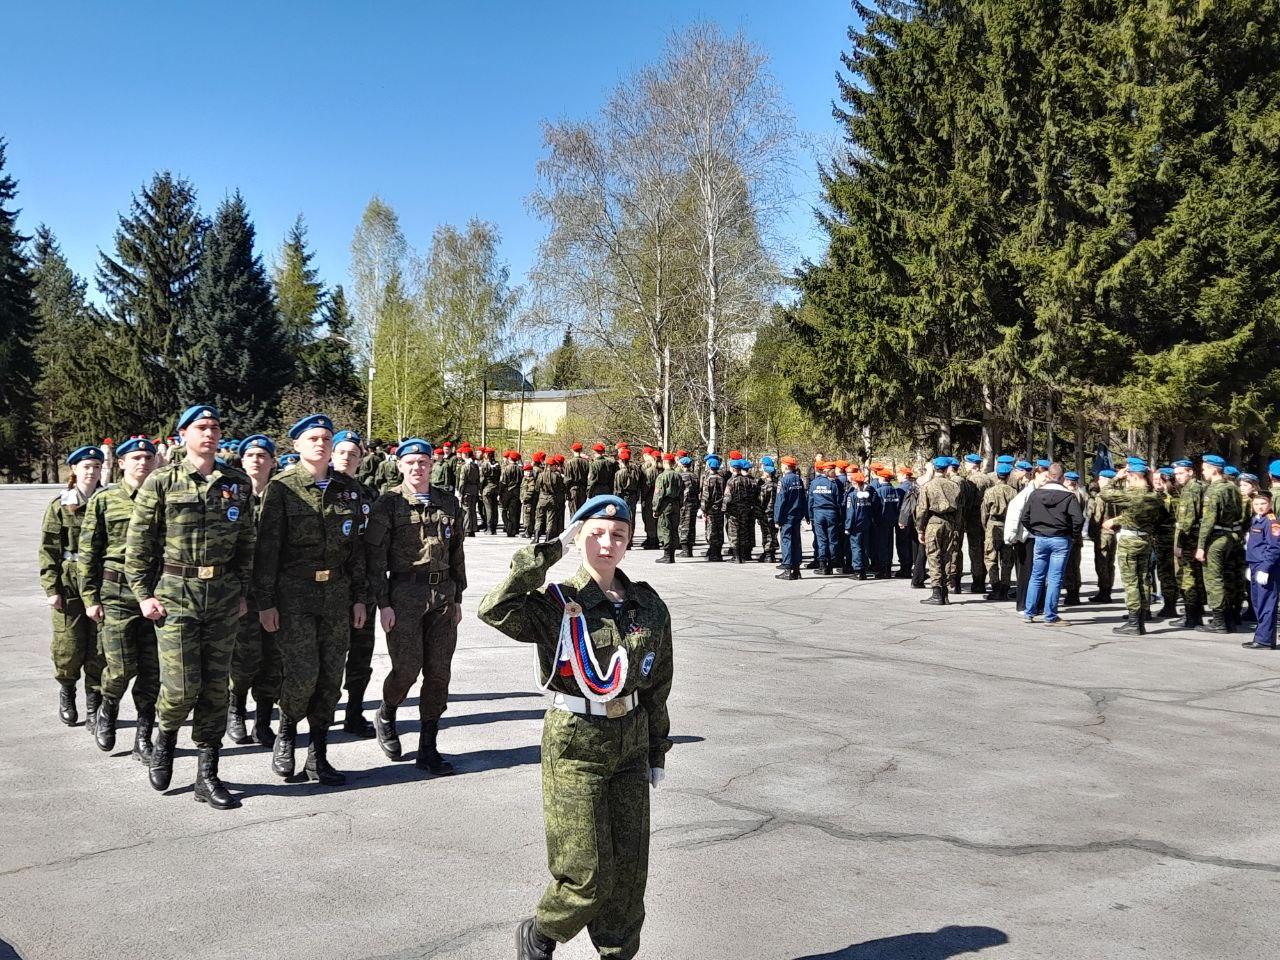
[{"x1": 541, "y1": 583, "x2": 628, "y2": 703}]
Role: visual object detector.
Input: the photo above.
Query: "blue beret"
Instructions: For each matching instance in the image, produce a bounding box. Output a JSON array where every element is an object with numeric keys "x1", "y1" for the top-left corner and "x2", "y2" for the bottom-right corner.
[
  {"x1": 1270, "y1": 460, "x2": 1280, "y2": 478},
  {"x1": 1240, "y1": 472, "x2": 1259, "y2": 484},
  {"x1": 278, "y1": 453, "x2": 300, "y2": 466},
  {"x1": 288, "y1": 413, "x2": 335, "y2": 439},
  {"x1": 1129, "y1": 464, "x2": 1149, "y2": 474},
  {"x1": 1126, "y1": 457, "x2": 1148, "y2": 469},
  {"x1": 333, "y1": 430, "x2": 362, "y2": 447},
  {"x1": 1099, "y1": 469, "x2": 1117, "y2": 478},
  {"x1": 571, "y1": 494, "x2": 632, "y2": 525},
  {"x1": 1225, "y1": 465, "x2": 1240, "y2": 477},
  {"x1": 1015, "y1": 460, "x2": 1032, "y2": 470},
  {"x1": 763, "y1": 463, "x2": 776, "y2": 474},
  {"x1": 933, "y1": 456, "x2": 950, "y2": 469},
  {"x1": 1173, "y1": 459, "x2": 1194, "y2": 468},
  {"x1": 761, "y1": 456, "x2": 774, "y2": 466},
  {"x1": 705, "y1": 455, "x2": 721, "y2": 469},
  {"x1": 1202, "y1": 454, "x2": 1226, "y2": 467},
  {"x1": 743, "y1": 460, "x2": 753, "y2": 469},
  {"x1": 996, "y1": 455, "x2": 1015, "y2": 464},
  {"x1": 964, "y1": 453, "x2": 982, "y2": 464},
  {"x1": 1158, "y1": 466, "x2": 1175, "y2": 478},
  {"x1": 238, "y1": 435, "x2": 276, "y2": 457},
  {"x1": 67, "y1": 445, "x2": 105, "y2": 465},
  {"x1": 116, "y1": 437, "x2": 156, "y2": 458},
  {"x1": 1065, "y1": 471, "x2": 1080, "y2": 481},
  {"x1": 995, "y1": 464, "x2": 1012, "y2": 476},
  {"x1": 396, "y1": 438, "x2": 433, "y2": 458},
  {"x1": 1035, "y1": 459, "x2": 1051, "y2": 469},
  {"x1": 678, "y1": 456, "x2": 692, "y2": 466},
  {"x1": 177, "y1": 404, "x2": 220, "y2": 430}
]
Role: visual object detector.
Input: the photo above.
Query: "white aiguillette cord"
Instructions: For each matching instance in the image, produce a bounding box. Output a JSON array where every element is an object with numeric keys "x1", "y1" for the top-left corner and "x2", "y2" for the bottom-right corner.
[{"x1": 536, "y1": 583, "x2": 629, "y2": 703}]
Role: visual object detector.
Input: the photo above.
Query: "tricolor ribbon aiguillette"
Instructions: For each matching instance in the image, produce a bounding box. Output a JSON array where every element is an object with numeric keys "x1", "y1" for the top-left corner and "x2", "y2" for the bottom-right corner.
[{"x1": 540, "y1": 583, "x2": 628, "y2": 703}]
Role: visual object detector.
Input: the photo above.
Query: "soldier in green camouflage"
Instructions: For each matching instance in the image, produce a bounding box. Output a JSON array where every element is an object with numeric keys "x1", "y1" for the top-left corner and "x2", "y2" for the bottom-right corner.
[
  {"x1": 225, "y1": 434, "x2": 283, "y2": 749},
  {"x1": 79, "y1": 436, "x2": 160, "y2": 759},
  {"x1": 586, "y1": 443, "x2": 614, "y2": 499},
  {"x1": 980, "y1": 463, "x2": 1018, "y2": 601},
  {"x1": 454, "y1": 444, "x2": 482, "y2": 536},
  {"x1": 479, "y1": 494, "x2": 673, "y2": 960},
  {"x1": 41, "y1": 445, "x2": 105, "y2": 729},
  {"x1": 377, "y1": 444, "x2": 403, "y2": 493},
  {"x1": 722, "y1": 458, "x2": 759, "y2": 563},
  {"x1": 756, "y1": 458, "x2": 778, "y2": 564},
  {"x1": 480, "y1": 447, "x2": 500, "y2": 534},
  {"x1": 651, "y1": 453, "x2": 683, "y2": 564},
  {"x1": 677, "y1": 456, "x2": 700, "y2": 558},
  {"x1": 1151, "y1": 468, "x2": 1180, "y2": 618},
  {"x1": 364, "y1": 439, "x2": 467, "y2": 774},
  {"x1": 1195, "y1": 454, "x2": 1243, "y2": 633},
  {"x1": 959, "y1": 455, "x2": 992, "y2": 594},
  {"x1": 699, "y1": 454, "x2": 726, "y2": 561},
  {"x1": 612, "y1": 449, "x2": 642, "y2": 540},
  {"x1": 500, "y1": 451, "x2": 523, "y2": 536},
  {"x1": 1171, "y1": 458, "x2": 1206, "y2": 628},
  {"x1": 536, "y1": 455, "x2": 568, "y2": 541},
  {"x1": 1088, "y1": 471, "x2": 1121, "y2": 603},
  {"x1": 521, "y1": 460, "x2": 541, "y2": 538},
  {"x1": 1098, "y1": 465, "x2": 1167, "y2": 635},
  {"x1": 914, "y1": 457, "x2": 962, "y2": 605},
  {"x1": 331, "y1": 430, "x2": 379, "y2": 739},
  {"x1": 564, "y1": 443, "x2": 590, "y2": 518},
  {"x1": 125, "y1": 406, "x2": 254, "y2": 810},
  {"x1": 640, "y1": 450, "x2": 659, "y2": 550},
  {"x1": 253, "y1": 414, "x2": 367, "y2": 787}
]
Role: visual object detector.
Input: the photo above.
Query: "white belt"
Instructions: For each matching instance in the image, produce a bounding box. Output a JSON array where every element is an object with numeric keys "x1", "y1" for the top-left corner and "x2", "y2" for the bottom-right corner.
[{"x1": 551, "y1": 691, "x2": 638, "y2": 719}]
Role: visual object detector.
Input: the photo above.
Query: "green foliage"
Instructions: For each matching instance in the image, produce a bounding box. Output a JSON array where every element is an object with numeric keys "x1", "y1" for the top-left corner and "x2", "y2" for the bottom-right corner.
[{"x1": 0, "y1": 140, "x2": 39, "y2": 476}]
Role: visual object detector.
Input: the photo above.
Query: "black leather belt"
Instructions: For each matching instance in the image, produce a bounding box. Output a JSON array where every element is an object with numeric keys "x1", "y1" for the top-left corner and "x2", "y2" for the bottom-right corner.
[
  {"x1": 390, "y1": 570, "x2": 447, "y2": 585},
  {"x1": 103, "y1": 568, "x2": 126, "y2": 584}
]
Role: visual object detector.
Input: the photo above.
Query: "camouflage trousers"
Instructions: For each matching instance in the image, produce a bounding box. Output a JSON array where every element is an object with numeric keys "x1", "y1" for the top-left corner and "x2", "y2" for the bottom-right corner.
[
  {"x1": 50, "y1": 590, "x2": 103, "y2": 691},
  {"x1": 656, "y1": 508, "x2": 679, "y2": 552},
  {"x1": 522, "y1": 499, "x2": 539, "y2": 538},
  {"x1": 153, "y1": 573, "x2": 240, "y2": 746},
  {"x1": 344, "y1": 621, "x2": 376, "y2": 695},
  {"x1": 460, "y1": 492, "x2": 480, "y2": 536},
  {"x1": 98, "y1": 575, "x2": 159, "y2": 709},
  {"x1": 502, "y1": 494, "x2": 521, "y2": 537},
  {"x1": 679, "y1": 504, "x2": 697, "y2": 552},
  {"x1": 481, "y1": 491, "x2": 500, "y2": 534},
  {"x1": 963, "y1": 519, "x2": 985, "y2": 585},
  {"x1": 538, "y1": 706, "x2": 650, "y2": 959},
  {"x1": 1154, "y1": 530, "x2": 1177, "y2": 603},
  {"x1": 1177, "y1": 546, "x2": 1206, "y2": 607},
  {"x1": 727, "y1": 507, "x2": 755, "y2": 557},
  {"x1": 230, "y1": 610, "x2": 282, "y2": 701},
  {"x1": 703, "y1": 510, "x2": 725, "y2": 557},
  {"x1": 277, "y1": 587, "x2": 352, "y2": 731},
  {"x1": 1064, "y1": 537, "x2": 1083, "y2": 597},
  {"x1": 924, "y1": 519, "x2": 960, "y2": 589},
  {"x1": 567, "y1": 487, "x2": 587, "y2": 520},
  {"x1": 1093, "y1": 534, "x2": 1117, "y2": 596},
  {"x1": 382, "y1": 592, "x2": 458, "y2": 725},
  {"x1": 1116, "y1": 536, "x2": 1152, "y2": 615},
  {"x1": 983, "y1": 523, "x2": 1014, "y2": 589},
  {"x1": 538, "y1": 500, "x2": 564, "y2": 541},
  {"x1": 1203, "y1": 532, "x2": 1242, "y2": 611},
  {"x1": 757, "y1": 514, "x2": 775, "y2": 555},
  {"x1": 641, "y1": 499, "x2": 658, "y2": 548}
]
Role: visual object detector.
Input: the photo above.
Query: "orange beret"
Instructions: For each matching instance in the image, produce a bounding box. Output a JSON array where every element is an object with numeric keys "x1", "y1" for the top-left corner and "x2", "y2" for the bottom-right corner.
[
  {"x1": 835, "y1": 460, "x2": 849, "y2": 469},
  {"x1": 780, "y1": 455, "x2": 797, "y2": 466},
  {"x1": 852, "y1": 471, "x2": 866, "y2": 483},
  {"x1": 729, "y1": 450, "x2": 742, "y2": 459}
]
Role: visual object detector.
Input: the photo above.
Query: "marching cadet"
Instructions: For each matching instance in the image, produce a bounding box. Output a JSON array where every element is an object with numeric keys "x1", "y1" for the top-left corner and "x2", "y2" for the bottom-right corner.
[
  {"x1": 565, "y1": 442, "x2": 590, "y2": 518},
  {"x1": 652, "y1": 453, "x2": 683, "y2": 564},
  {"x1": 677, "y1": 456, "x2": 699, "y2": 558},
  {"x1": 980, "y1": 460, "x2": 1018, "y2": 601},
  {"x1": 807, "y1": 460, "x2": 842, "y2": 576},
  {"x1": 365, "y1": 439, "x2": 467, "y2": 775},
  {"x1": 40, "y1": 445, "x2": 106, "y2": 729},
  {"x1": 640, "y1": 448, "x2": 660, "y2": 549},
  {"x1": 226, "y1": 434, "x2": 282, "y2": 748},
  {"x1": 478, "y1": 495, "x2": 673, "y2": 960},
  {"x1": 536, "y1": 454, "x2": 568, "y2": 542},
  {"x1": 125, "y1": 405, "x2": 254, "y2": 809},
  {"x1": 587, "y1": 442, "x2": 614, "y2": 499},
  {"x1": 612, "y1": 448, "x2": 641, "y2": 543},
  {"x1": 253, "y1": 414, "x2": 367, "y2": 787},
  {"x1": 521, "y1": 459, "x2": 541, "y2": 539},
  {"x1": 700, "y1": 453, "x2": 726, "y2": 561},
  {"x1": 722, "y1": 458, "x2": 759, "y2": 563},
  {"x1": 774, "y1": 456, "x2": 808, "y2": 580},
  {"x1": 915, "y1": 457, "x2": 962, "y2": 605},
  {"x1": 331, "y1": 430, "x2": 378, "y2": 739},
  {"x1": 79, "y1": 436, "x2": 160, "y2": 760},
  {"x1": 1170, "y1": 459, "x2": 1206, "y2": 628},
  {"x1": 1195, "y1": 454, "x2": 1243, "y2": 633},
  {"x1": 757, "y1": 457, "x2": 778, "y2": 564},
  {"x1": 454, "y1": 443, "x2": 482, "y2": 536},
  {"x1": 1097, "y1": 463, "x2": 1165, "y2": 635},
  {"x1": 500, "y1": 451, "x2": 523, "y2": 536},
  {"x1": 480, "y1": 447, "x2": 501, "y2": 535},
  {"x1": 1242, "y1": 490, "x2": 1280, "y2": 650},
  {"x1": 1088, "y1": 469, "x2": 1120, "y2": 603}
]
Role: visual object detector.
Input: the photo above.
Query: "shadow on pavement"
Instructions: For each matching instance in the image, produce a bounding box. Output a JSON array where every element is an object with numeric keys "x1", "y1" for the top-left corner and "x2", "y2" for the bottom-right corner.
[
  {"x1": 793, "y1": 925, "x2": 1009, "y2": 959},
  {"x1": 0, "y1": 938, "x2": 25, "y2": 959},
  {"x1": 670, "y1": 735, "x2": 705, "y2": 745}
]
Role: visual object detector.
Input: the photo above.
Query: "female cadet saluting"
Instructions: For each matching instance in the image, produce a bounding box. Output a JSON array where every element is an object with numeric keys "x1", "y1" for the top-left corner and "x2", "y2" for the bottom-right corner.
[
  {"x1": 40, "y1": 445, "x2": 106, "y2": 730},
  {"x1": 479, "y1": 494, "x2": 674, "y2": 960}
]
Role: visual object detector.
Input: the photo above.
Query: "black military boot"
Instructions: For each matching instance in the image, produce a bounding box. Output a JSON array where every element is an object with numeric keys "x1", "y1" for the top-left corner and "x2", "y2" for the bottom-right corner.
[
  {"x1": 149, "y1": 728, "x2": 178, "y2": 791},
  {"x1": 272, "y1": 714, "x2": 297, "y2": 778},
  {"x1": 682, "y1": 547, "x2": 694, "y2": 558},
  {"x1": 1171, "y1": 604, "x2": 1202, "y2": 628},
  {"x1": 58, "y1": 681, "x2": 78, "y2": 726},
  {"x1": 516, "y1": 918, "x2": 556, "y2": 960},
  {"x1": 304, "y1": 728, "x2": 346, "y2": 786},
  {"x1": 253, "y1": 698, "x2": 276, "y2": 748},
  {"x1": 823, "y1": 565, "x2": 834, "y2": 576},
  {"x1": 1112, "y1": 613, "x2": 1144, "y2": 636},
  {"x1": 85, "y1": 689, "x2": 102, "y2": 737},
  {"x1": 342, "y1": 684, "x2": 374, "y2": 739},
  {"x1": 655, "y1": 550, "x2": 675, "y2": 564},
  {"x1": 94, "y1": 695, "x2": 120, "y2": 752},
  {"x1": 949, "y1": 577, "x2": 962, "y2": 595},
  {"x1": 415, "y1": 722, "x2": 455, "y2": 776},
  {"x1": 1158, "y1": 598, "x2": 1179, "y2": 619},
  {"x1": 920, "y1": 586, "x2": 946, "y2": 605},
  {"x1": 374, "y1": 702, "x2": 402, "y2": 760},
  {"x1": 756, "y1": 552, "x2": 770, "y2": 563},
  {"x1": 984, "y1": 582, "x2": 1001, "y2": 601},
  {"x1": 227, "y1": 689, "x2": 251, "y2": 745},
  {"x1": 194, "y1": 745, "x2": 241, "y2": 809},
  {"x1": 774, "y1": 569, "x2": 800, "y2": 581},
  {"x1": 1063, "y1": 592, "x2": 1080, "y2": 606},
  {"x1": 132, "y1": 706, "x2": 155, "y2": 764},
  {"x1": 707, "y1": 551, "x2": 723, "y2": 561},
  {"x1": 971, "y1": 579, "x2": 986, "y2": 595},
  {"x1": 1088, "y1": 592, "x2": 1112, "y2": 604},
  {"x1": 1196, "y1": 610, "x2": 1229, "y2": 634}
]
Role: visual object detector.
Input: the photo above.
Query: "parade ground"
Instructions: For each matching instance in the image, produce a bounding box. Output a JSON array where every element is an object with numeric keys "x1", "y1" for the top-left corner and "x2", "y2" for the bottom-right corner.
[{"x1": 2, "y1": 486, "x2": 1277, "y2": 960}]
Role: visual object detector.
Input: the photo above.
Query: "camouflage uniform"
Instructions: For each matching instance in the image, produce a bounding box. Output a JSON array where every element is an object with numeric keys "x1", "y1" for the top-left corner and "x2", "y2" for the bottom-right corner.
[
  {"x1": 341, "y1": 478, "x2": 381, "y2": 732},
  {"x1": 125, "y1": 460, "x2": 255, "y2": 746},
  {"x1": 587, "y1": 455, "x2": 615, "y2": 499},
  {"x1": 229, "y1": 488, "x2": 282, "y2": 714},
  {"x1": 365, "y1": 483, "x2": 466, "y2": 760},
  {"x1": 979, "y1": 478, "x2": 1017, "y2": 597},
  {"x1": 1153, "y1": 489, "x2": 1178, "y2": 612},
  {"x1": 480, "y1": 457, "x2": 500, "y2": 534},
  {"x1": 613, "y1": 462, "x2": 642, "y2": 532},
  {"x1": 377, "y1": 456, "x2": 402, "y2": 493},
  {"x1": 500, "y1": 459, "x2": 522, "y2": 536},
  {"x1": 478, "y1": 540, "x2": 673, "y2": 960},
  {"x1": 1063, "y1": 487, "x2": 1088, "y2": 602},
  {"x1": 564, "y1": 455, "x2": 590, "y2": 519},
  {"x1": 722, "y1": 473, "x2": 759, "y2": 561},
  {"x1": 1175, "y1": 479, "x2": 1207, "y2": 618},
  {"x1": 678, "y1": 468, "x2": 700, "y2": 555},
  {"x1": 757, "y1": 472, "x2": 778, "y2": 560},
  {"x1": 1088, "y1": 492, "x2": 1121, "y2": 600},
  {"x1": 253, "y1": 466, "x2": 365, "y2": 736},
  {"x1": 961, "y1": 469, "x2": 991, "y2": 590},
  {"x1": 454, "y1": 456, "x2": 482, "y2": 536},
  {"x1": 1199, "y1": 477, "x2": 1243, "y2": 617},
  {"x1": 521, "y1": 468, "x2": 541, "y2": 538},
  {"x1": 652, "y1": 467, "x2": 683, "y2": 560},
  {"x1": 640, "y1": 460, "x2": 659, "y2": 549},
  {"x1": 700, "y1": 470, "x2": 726, "y2": 560},
  {"x1": 1099, "y1": 487, "x2": 1165, "y2": 618},
  {"x1": 40, "y1": 490, "x2": 104, "y2": 702},
  {"x1": 913, "y1": 475, "x2": 962, "y2": 594},
  {"x1": 536, "y1": 467, "x2": 567, "y2": 541}
]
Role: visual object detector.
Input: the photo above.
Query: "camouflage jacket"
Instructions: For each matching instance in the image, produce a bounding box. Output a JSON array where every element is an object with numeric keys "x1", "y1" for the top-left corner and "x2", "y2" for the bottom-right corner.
[
  {"x1": 478, "y1": 540, "x2": 673, "y2": 768},
  {"x1": 39, "y1": 488, "x2": 96, "y2": 599},
  {"x1": 78, "y1": 482, "x2": 143, "y2": 608},
  {"x1": 364, "y1": 483, "x2": 466, "y2": 610},
  {"x1": 538, "y1": 468, "x2": 567, "y2": 506},
  {"x1": 587, "y1": 456, "x2": 616, "y2": 495},
  {"x1": 480, "y1": 460, "x2": 500, "y2": 495},
  {"x1": 499, "y1": 461, "x2": 522, "y2": 498},
  {"x1": 1175, "y1": 479, "x2": 1205, "y2": 549},
  {"x1": 454, "y1": 458, "x2": 481, "y2": 494},
  {"x1": 980, "y1": 479, "x2": 1018, "y2": 529},
  {"x1": 700, "y1": 471, "x2": 725, "y2": 514},
  {"x1": 252, "y1": 464, "x2": 366, "y2": 610},
  {"x1": 563, "y1": 455, "x2": 590, "y2": 494},
  {"x1": 1098, "y1": 487, "x2": 1165, "y2": 537},
  {"x1": 125, "y1": 459, "x2": 255, "y2": 603},
  {"x1": 652, "y1": 468, "x2": 683, "y2": 514},
  {"x1": 521, "y1": 470, "x2": 540, "y2": 504},
  {"x1": 1199, "y1": 477, "x2": 1243, "y2": 550},
  {"x1": 613, "y1": 463, "x2": 642, "y2": 501},
  {"x1": 758, "y1": 474, "x2": 777, "y2": 519},
  {"x1": 722, "y1": 474, "x2": 758, "y2": 515},
  {"x1": 914, "y1": 476, "x2": 961, "y2": 527}
]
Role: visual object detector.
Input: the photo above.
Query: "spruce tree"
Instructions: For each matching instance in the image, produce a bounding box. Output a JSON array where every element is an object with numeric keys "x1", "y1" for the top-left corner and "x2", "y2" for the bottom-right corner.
[
  {"x1": 179, "y1": 193, "x2": 293, "y2": 431},
  {"x1": 272, "y1": 214, "x2": 325, "y2": 370},
  {"x1": 0, "y1": 140, "x2": 39, "y2": 477},
  {"x1": 309, "y1": 283, "x2": 361, "y2": 403}
]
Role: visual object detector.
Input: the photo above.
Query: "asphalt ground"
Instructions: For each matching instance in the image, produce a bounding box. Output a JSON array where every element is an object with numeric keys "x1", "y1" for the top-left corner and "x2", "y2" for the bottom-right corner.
[{"x1": 1, "y1": 486, "x2": 1277, "y2": 959}]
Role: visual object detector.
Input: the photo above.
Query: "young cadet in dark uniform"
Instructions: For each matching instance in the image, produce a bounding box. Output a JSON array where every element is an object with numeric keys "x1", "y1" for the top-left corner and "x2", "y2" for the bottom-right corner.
[
  {"x1": 79, "y1": 436, "x2": 160, "y2": 759},
  {"x1": 40, "y1": 445, "x2": 106, "y2": 729},
  {"x1": 774, "y1": 456, "x2": 808, "y2": 580},
  {"x1": 723, "y1": 458, "x2": 759, "y2": 562},
  {"x1": 481, "y1": 447, "x2": 501, "y2": 534},
  {"x1": 479, "y1": 495, "x2": 673, "y2": 960},
  {"x1": 500, "y1": 451, "x2": 523, "y2": 536},
  {"x1": 700, "y1": 453, "x2": 726, "y2": 561},
  {"x1": 125, "y1": 405, "x2": 255, "y2": 809},
  {"x1": 757, "y1": 457, "x2": 778, "y2": 564},
  {"x1": 651, "y1": 453, "x2": 683, "y2": 564},
  {"x1": 564, "y1": 442, "x2": 590, "y2": 518},
  {"x1": 1242, "y1": 489, "x2": 1280, "y2": 650},
  {"x1": 253, "y1": 413, "x2": 367, "y2": 787},
  {"x1": 677, "y1": 456, "x2": 700, "y2": 557},
  {"x1": 331, "y1": 430, "x2": 379, "y2": 738},
  {"x1": 365, "y1": 439, "x2": 467, "y2": 774}
]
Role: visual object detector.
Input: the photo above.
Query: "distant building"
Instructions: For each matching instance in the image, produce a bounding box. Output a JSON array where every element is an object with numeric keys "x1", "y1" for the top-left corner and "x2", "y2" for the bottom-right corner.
[{"x1": 491, "y1": 389, "x2": 603, "y2": 436}]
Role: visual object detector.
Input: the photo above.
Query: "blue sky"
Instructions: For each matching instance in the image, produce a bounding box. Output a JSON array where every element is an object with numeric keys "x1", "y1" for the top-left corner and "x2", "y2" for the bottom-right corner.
[{"x1": 4, "y1": 1, "x2": 854, "y2": 324}]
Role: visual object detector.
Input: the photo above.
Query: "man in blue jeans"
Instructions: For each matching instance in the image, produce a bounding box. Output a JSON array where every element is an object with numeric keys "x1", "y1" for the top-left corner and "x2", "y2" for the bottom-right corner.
[{"x1": 1022, "y1": 463, "x2": 1085, "y2": 625}]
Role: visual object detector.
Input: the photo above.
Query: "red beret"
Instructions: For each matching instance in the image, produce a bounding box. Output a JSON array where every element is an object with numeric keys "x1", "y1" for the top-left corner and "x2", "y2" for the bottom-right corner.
[
  {"x1": 533, "y1": 451, "x2": 546, "y2": 463},
  {"x1": 553, "y1": 453, "x2": 565, "y2": 464},
  {"x1": 729, "y1": 450, "x2": 742, "y2": 459},
  {"x1": 522, "y1": 463, "x2": 532, "y2": 471},
  {"x1": 571, "y1": 442, "x2": 583, "y2": 451},
  {"x1": 781, "y1": 455, "x2": 797, "y2": 466},
  {"x1": 676, "y1": 449, "x2": 687, "y2": 457},
  {"x1": 663, "y1": 453, "x2": 675, "y2": 461},
  {"x1": 619, "y1": 449, "x2": 631, "y2": 461},
  {"x1": 592, "y1": 442, "x2": 606, "y2": 453}
]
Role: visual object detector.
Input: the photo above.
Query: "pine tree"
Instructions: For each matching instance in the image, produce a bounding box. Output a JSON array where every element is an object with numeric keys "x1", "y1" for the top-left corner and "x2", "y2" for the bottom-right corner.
[
  {"x1": 272, "y1": 214, "x2": 325, "y2": 371},
  {"x1": 97, "y1": 172, "x2": 204, "y2": 431},
  {"x1": 545, "y1": 328, "x2": 580, "y2": 389},
  {"x1": 0, "y1": 140, "x2": 39, "y2": 477},
  {"x1": 310, "y1": 283, "x2": 361, "y2": 403},
  {"x1": 178, "y1": 193, "x2": 293, "y2": 431}
]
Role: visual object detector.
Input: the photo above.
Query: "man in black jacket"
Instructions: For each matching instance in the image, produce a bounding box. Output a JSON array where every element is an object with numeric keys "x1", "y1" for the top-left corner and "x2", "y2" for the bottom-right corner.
[{"x1": 1022, "y1": 463, "x2": 1085, "y2": 626}]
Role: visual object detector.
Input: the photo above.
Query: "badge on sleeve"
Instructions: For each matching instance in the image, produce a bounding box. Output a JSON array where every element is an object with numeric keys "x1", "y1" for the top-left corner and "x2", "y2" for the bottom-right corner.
[
  {"x1": 342, "y1": 519, "x2": 353, "y2": 536},
  {"x1": 641, "y1": 652, "x2": 656, "y2": 677},
  {"x1": 444, "y1": 525, "x2": 452, "y2": 539},
  {"x1": 227, "y1": 506, "x2": 240, "y2": 522},
  {"x1": 362, "y1": 503, "x2": 370, "y2": 515}
]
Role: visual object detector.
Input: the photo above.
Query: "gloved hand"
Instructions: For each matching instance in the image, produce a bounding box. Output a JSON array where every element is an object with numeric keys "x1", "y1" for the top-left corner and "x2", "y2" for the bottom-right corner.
[
  {"x1": 649, "y1": 768, "x2": 665, "y2": 789},
  {"x1": 1258, "y1": 570, "x2": 1270, "y2": 586},
  {"x1": 557, "y1": 519, "x2": 584, "y2": 553}
]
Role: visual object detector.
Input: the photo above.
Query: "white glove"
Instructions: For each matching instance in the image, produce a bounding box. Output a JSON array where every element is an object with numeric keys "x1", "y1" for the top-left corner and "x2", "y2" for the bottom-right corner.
[
  {"x1": 649, "y1": 767, "x2": 665, "y2": 789},
  {"x1": 557, "y1": 519, "x2": 584, "y2": 552},
  {"x1": 1258, "y1": 570, "x2": 1270, "y2": 586}
]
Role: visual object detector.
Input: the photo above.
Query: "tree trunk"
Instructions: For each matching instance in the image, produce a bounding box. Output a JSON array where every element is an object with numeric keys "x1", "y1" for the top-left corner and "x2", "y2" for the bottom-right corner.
[
  {"x1": 980, "y1": 383, "x2": 997, "y2": 467},
  {"x1": 1170, "y1": 425, "x2": 1186, "y2": 460}
]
